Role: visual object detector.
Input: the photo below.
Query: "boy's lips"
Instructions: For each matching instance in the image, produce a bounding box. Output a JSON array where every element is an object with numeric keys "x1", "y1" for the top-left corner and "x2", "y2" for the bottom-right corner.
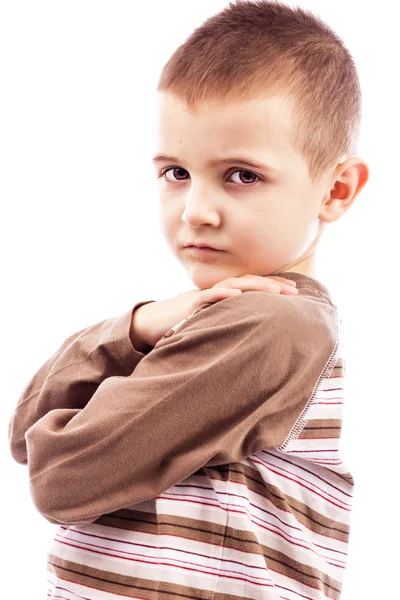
[
  {"x1": 183, "y1": 241, "x2": 224, "y2": 251},
  {"x1": 184, "y1": 246, "x2": 225, "y2": 255}
]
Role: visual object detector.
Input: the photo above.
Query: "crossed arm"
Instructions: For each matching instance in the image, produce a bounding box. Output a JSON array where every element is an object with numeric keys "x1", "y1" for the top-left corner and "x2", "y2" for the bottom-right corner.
[{"x1": 8, "y1": 291, "x2": 336, "y2": 526}]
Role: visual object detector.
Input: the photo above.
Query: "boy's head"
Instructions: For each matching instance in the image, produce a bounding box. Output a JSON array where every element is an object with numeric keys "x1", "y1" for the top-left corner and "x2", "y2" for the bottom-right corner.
[{"x1": 151, "y1": 0, "x2": 369, "y2": 290}]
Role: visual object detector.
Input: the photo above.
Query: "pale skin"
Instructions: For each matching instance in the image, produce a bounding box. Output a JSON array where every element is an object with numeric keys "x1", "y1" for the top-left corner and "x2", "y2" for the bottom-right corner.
[{"x1": 130, "y1": 91, "x2": 370, "y2": 351}]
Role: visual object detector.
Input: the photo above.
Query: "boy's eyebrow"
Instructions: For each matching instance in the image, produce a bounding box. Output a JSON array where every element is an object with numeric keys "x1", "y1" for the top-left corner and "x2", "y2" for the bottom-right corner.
[{"x1": 152, "y1": 154, "x2": 280, "y2": 174}]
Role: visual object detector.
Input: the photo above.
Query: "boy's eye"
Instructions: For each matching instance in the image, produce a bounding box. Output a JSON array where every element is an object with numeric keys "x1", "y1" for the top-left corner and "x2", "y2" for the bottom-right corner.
[
  {"x1": 158, "y1": 167, "x2": 261, "y2": 186},
  {"x1": 160, "y1": 167, "x2": 188, "y2": 182}
]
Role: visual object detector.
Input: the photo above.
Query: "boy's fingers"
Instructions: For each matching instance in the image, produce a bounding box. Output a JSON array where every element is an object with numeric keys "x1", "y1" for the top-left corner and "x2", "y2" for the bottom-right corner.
[{"x1": 268, "y1": 275, "x2": 297, "y2": 286}]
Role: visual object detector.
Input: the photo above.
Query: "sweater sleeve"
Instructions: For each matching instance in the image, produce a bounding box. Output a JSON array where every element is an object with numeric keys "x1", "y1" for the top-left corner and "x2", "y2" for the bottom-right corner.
[
  {"x1": 23, "y1": 289, "x2": 338, "y2": 527},
  {"x1": 7, "y1": 300, "x2": 156, "y2": 466}
]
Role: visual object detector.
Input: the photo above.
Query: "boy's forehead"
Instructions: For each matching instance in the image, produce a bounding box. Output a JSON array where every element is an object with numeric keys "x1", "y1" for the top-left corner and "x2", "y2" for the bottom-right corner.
[
  {"x1": 152, "y1": 91, "x2": 299, "y2": 171},
  {"x1": 154, "y1": 91, "x2": 292, "y2": 131}
]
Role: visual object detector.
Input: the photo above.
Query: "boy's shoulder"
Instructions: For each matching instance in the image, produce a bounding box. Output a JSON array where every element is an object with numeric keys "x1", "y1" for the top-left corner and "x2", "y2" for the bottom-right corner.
[{"x1": 163, "y1": 278, "x2": 337, "y2": 344}]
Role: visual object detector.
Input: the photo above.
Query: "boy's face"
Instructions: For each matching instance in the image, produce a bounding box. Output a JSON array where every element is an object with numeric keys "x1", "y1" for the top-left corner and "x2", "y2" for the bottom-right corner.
[{"x1": 152, "y1": 91, "x2": 331, "y2": 290}]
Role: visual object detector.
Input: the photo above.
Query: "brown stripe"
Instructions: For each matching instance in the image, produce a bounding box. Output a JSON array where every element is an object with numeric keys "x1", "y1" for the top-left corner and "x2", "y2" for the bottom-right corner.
[
  {"x1": 95, "y1": 463, "x2": 350, "y2": 543},
  {"x1": 48, "y1": 554, "x2": 266, "y2": 600},
  {"x1": 229, "y1": 463, "x2": 350, "y2": 542},
  {"x1": 253, "y1": 543, "x2": 342, "y2": 599},
  {"x1": 299, "y1": 419, "x2": 342, "y2": 440},
  {"x1": 97, "y1": 507, "x2": 228, "y2": 541},
  {"x1": 332, "y1": 358, "x2": 345, "y2": 375}
]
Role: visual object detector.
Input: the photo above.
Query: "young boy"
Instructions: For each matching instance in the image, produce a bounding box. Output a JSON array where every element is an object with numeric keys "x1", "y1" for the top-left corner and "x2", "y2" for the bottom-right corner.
[{"x1": 8, "y1": 1, "x2": 369, "y2": 598}]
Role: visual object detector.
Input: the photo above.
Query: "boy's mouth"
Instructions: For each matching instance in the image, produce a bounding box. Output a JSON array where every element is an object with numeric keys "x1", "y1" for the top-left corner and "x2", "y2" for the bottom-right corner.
[
  {"x1": 184, "y1": 246, "x2": 224, "y2": 254},
  {"x1": 183, "y1": 241, "x2": 224, "y2": 251}
]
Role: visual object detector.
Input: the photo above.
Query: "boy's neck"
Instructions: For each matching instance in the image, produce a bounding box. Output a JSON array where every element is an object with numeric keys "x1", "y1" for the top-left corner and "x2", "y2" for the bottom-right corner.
[{"x1": 275, "y1": 252, "x2": 320, "y2": 280}]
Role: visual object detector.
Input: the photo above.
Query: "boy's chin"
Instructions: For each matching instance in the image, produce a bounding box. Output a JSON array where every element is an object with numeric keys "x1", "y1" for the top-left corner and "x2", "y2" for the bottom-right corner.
[{"x1": 184, "y1": 263, "x2": 245, "y2": 292}]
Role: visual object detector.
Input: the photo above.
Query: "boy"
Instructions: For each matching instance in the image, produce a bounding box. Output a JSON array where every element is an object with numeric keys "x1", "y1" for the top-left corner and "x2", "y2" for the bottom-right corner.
[{"x1": 8, "y1": 1, "x2": 369, "y2": 598}]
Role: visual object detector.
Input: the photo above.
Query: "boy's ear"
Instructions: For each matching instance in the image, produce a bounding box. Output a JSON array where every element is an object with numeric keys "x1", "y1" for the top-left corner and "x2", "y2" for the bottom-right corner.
[{"x1": 319, "y1": 158, "x2": 370, "y2": 223}]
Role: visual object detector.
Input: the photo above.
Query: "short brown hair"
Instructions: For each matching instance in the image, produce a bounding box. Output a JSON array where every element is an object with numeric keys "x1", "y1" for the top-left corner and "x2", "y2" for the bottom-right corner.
[{"x1": 157, "y1": 0, "x2": 362, "y2": 183}]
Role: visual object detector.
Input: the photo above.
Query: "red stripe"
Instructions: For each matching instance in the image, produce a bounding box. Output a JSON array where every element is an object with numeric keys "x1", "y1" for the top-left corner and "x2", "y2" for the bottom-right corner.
[
  {"x1": 253, "y1": 456, "x2": 352, "y2": 505},
  {"x1": 61, "y1": 488, "x2": 349, "y2": 559},
  {"x1": 49, "y1": 572, "x2": 146, "y2": 599},
  {"x1": 290, "y1": 449, "x2": 339, "y2": 453},
  {"x1": 57, "y1": 498, "x2": 347, "y2": 569},
  {"x1": 53, "y1": 538, "x2": 278, "y2": 588},
  {"x1": 263, "y1": 451, "x2": 353, "y2": 499},
  {"x1": 314, "y1": 401, "x2": 343, "y2": 405},
  {"x1": 250, "y1": 458, "x2": 351, "y2": 511},
  {"x1": 53, "y1": 541, "x2": 341, "y2": 600}
]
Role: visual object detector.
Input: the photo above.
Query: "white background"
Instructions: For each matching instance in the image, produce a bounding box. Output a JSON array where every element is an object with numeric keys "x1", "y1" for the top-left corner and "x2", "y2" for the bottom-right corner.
[{"x1": 1, "y1": 1, "x2": 398, "y2": 598}]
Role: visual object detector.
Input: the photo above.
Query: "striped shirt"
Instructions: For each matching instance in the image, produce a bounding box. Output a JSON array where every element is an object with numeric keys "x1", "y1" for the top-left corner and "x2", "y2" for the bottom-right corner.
[{"x1": 8, "y1": 271, "x2": 354, "y2": 599}]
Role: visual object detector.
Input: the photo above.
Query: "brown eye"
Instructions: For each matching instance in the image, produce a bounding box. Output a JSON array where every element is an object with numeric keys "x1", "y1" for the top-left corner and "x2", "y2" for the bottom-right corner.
[
  {"x1": 161, "y1": 167, "x2": 189, "y2": 182},
  {"x1": 228, "y1": 170, "x2": 259, "y2": 185}
]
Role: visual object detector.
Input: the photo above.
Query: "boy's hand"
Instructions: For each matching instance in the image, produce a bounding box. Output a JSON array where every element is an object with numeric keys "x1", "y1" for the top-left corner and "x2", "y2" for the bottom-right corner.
[{"x1": 130, "y1": 275, "x2": 298, "y2": 351}]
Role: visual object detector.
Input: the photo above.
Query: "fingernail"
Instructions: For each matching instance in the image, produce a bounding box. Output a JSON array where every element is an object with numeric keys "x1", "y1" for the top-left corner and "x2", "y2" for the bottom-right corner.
[
  {"x1": 286, "y1": 287, "x2": 298, "y2": 294},
  {"x1": 286, "y1": 280, "x2": 297, "y2": 286}
]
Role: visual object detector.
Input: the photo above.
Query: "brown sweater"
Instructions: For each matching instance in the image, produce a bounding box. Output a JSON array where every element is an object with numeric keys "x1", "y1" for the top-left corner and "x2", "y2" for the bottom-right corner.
[{"x1": 8, "y1": 271, "x2": 354, "y2": 599}]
